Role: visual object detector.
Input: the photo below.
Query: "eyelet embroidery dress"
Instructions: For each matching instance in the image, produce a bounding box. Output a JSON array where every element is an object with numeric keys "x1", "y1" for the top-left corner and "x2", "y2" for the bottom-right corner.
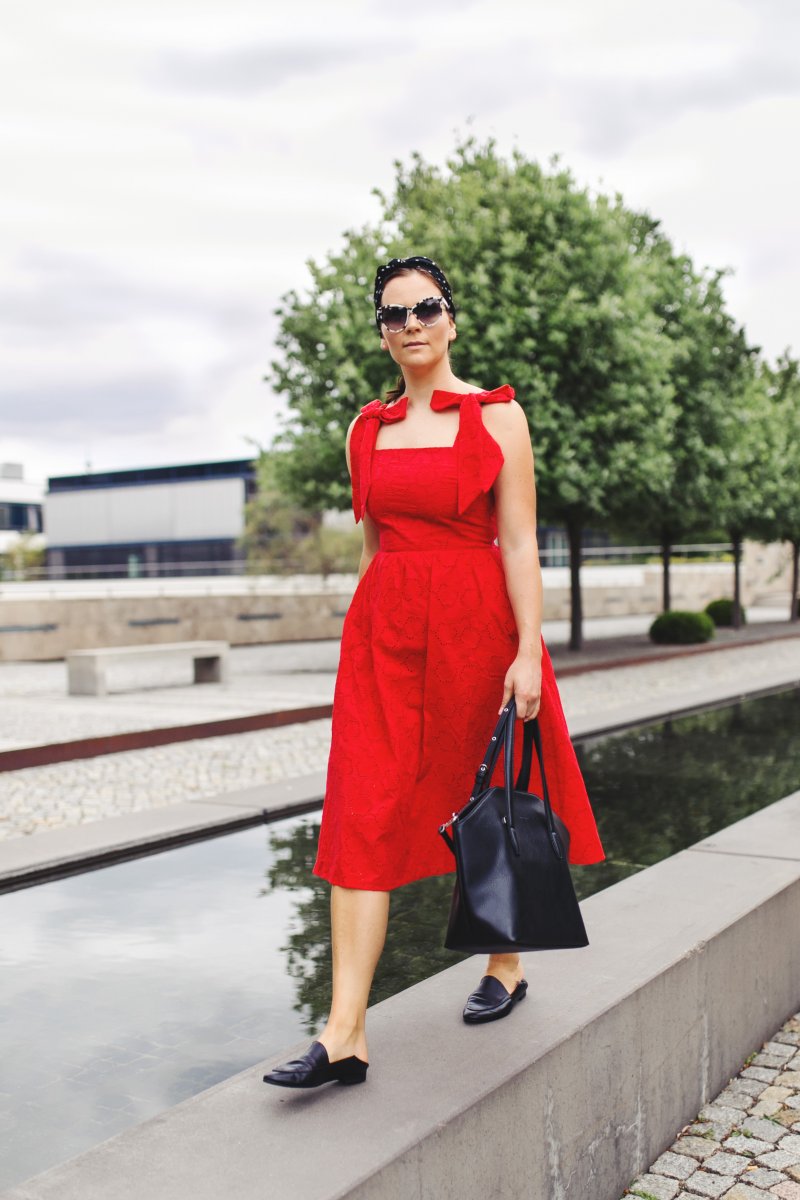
[{"x1": 312, "y1": 384, "x2": 605, "y2": 891}]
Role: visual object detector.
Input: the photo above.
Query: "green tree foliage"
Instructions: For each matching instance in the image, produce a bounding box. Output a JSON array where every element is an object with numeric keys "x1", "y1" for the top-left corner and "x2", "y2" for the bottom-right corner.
[
  {"x1": 261, "y1": 818, "x2": 469, "y2": 1030},
  {"x1": 0, "y1": 531, "x2": 45, "y2": 581},
  {"x1": 613, "y1": 246, "x2": 760, "y2": 613},
  {"x1": 268, "y1": 228, "x2": 394, "y2": 512},
  {"x1": 239, "y1": 450, "x2": 320, "y2": 573},
  {"x1": 762, "y1": 353, "x2": 800, "y2": 621},
  {"x1": 239, "y1": 449, "x2": 364, "y2": 576},
  {"x1": 269, "y1": 137, "x2": 682, "y2": 649},
  {"x1": 713, "y1": 356, "x2": 785, "y2": 627}
]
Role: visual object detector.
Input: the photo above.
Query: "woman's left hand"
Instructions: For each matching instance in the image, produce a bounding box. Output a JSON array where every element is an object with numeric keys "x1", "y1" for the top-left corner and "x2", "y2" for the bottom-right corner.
[{"x1": 499, "y1": 653, "x2": 542, "y2": 721}]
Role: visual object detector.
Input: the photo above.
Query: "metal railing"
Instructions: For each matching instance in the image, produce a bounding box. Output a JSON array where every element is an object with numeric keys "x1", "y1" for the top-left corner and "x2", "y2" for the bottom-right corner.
[{"x1": 0, "y1": 544, "x2": 737, "y2": 583}]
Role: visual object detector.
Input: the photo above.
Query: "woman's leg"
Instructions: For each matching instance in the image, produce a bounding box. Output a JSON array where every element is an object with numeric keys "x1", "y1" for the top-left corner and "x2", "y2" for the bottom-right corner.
[
  {"x1": 316, "y1": 885, "x2": 390, "y2": 1064},
  {"x1": 485, "y1": 951, "x2": 525, "y2": 991}
]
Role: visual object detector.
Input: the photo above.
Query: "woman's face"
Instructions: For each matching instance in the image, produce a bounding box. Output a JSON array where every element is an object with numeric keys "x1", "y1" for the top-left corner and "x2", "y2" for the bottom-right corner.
[{"x1": 378, "y1": 270, "x2": 456, "y2": 373}]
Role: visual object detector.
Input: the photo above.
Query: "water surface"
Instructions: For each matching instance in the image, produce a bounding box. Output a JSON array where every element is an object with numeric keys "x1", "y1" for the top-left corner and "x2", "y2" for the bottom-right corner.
[{"x1": 1, "y1": 683, "x2": 798, "y2": 1189}]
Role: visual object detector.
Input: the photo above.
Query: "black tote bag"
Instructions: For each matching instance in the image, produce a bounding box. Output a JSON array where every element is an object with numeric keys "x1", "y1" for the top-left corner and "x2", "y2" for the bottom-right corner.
[{"x1": 438, "y1": 697, "x2": 589, "y2": 953}]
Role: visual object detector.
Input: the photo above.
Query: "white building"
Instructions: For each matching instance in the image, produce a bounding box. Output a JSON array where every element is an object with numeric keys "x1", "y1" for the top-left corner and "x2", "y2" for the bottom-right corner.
[
  {"x1": 45, "y1": 459, "x2": 257, "y2": 577},
  {"x1": 0, "y1": 463, "x2": 45, "y2": 556}
]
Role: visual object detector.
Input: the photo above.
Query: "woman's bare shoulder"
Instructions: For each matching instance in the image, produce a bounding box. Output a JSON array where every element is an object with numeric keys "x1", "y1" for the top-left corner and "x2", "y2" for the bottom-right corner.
[
  {"x1": 344, "y1": 408, "x2": 368, "y2": 475},
  {"x1": 481, "y1": 397, "x2": 530, "y2": 445}
]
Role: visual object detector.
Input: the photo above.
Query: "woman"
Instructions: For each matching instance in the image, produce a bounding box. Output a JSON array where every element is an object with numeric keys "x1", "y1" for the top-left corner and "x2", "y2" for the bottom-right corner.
[{"x1": 264, "y1": 255, "x2": 605, "y2": 1089}]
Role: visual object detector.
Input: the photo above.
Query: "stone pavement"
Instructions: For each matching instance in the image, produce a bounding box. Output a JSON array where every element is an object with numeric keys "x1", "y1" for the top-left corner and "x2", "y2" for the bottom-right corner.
[
  {"x1": 622, "y1": 1010, "x2": 800, "y2": 1199},
  {"x1": 1, "y1": 613, "x2": 799, "y2": 842},
  {"x1": 0, "y1": 640, "x2": 338, "y2": 751},
  {"x1": 0, "y1": 609, "x2": 794, "y2": 754}
]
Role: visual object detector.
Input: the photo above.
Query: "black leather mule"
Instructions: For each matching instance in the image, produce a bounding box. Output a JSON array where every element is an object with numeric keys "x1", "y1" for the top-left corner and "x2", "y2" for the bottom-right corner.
[
  {"x1": 263, "y1": 1039, "x2": 369, "y2": 1088},
  {"x1": 462, "y1": 975, "x2": 528, "y2": 1024}
]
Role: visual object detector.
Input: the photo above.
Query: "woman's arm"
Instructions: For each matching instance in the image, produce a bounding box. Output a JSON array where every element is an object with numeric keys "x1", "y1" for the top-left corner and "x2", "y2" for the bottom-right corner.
[
  {"x1": 345, "y1": 416, "x2": 380, "y2": 581},
  {"x1": 486, "y1": 400, "x2": 543, "y2": 718}
]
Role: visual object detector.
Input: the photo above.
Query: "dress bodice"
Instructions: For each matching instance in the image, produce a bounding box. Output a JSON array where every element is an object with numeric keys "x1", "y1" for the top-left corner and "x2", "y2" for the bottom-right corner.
[{"x1": 350, "y1": 384, "x2": 515, "y2": 524}]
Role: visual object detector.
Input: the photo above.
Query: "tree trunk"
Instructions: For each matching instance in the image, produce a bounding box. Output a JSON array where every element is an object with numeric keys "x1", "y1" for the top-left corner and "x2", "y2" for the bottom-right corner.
[
  {"x1": 731, "y1": 530, "x2": 743, "y2": 629},
  {"x1": 660, "y1": 533, "x2": 672, "y2": 612},
  {"x1": 567, "y1": 517, "x2": 583, "y2": 651},
  {"x1": 791, "y1": 539, "x2": 799, "y2": 623}
]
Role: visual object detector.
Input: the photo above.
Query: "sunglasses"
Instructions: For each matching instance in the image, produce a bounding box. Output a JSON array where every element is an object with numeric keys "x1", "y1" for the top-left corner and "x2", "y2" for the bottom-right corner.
[{"x1": 377, "y1": 296, "x2": 451, "y2": 333}]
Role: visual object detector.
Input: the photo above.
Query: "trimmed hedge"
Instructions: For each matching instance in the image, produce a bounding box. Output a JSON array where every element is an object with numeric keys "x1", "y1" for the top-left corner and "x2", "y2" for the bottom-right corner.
[
  {"x1": 705, "y1": 597, "x2": 746, "y2": 626},
  {"x1": 649, "y1": 610, "x2": 716, "y2": 644}
]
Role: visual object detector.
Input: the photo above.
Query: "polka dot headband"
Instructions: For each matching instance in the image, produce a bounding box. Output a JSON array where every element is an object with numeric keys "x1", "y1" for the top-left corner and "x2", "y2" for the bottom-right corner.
[{"x1": 373, "y1": 256, "x2": 457, "y2": 331}]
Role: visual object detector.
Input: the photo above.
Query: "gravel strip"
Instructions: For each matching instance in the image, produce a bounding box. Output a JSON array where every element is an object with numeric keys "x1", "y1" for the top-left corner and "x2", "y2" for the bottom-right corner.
[{"x1": 1, "y1": 640, "x2": 799, "y2": 843}]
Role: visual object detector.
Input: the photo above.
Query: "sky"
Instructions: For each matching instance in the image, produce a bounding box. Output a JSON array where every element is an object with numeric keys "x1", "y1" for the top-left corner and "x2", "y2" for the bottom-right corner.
[{"x1": 1, "y1": 0, "x2": 799, "y2": 489}]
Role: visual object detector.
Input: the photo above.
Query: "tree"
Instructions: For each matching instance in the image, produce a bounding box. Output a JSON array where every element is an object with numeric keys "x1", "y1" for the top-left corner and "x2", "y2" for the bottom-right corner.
[
  {"x1": 0, "y1": 531, "x2": 45, "y2": 581},
  {"x1": 610, "y1": 246, "x2": 760, "y2": 613},
  {"x1": 239, "y1": 446, "x2": 364, "y2": 577},
  {"x1": 239, "y1": 450, "x2": 320, "y2": 574},
  {"x1": 268, "y1": 228, "x2": 393, "y2": 512},
  {"x1": 761, "y1": 353, "x2": 800, "y2": 621},
  {"x1": 269, "y1": 136, "x2": 683, "y2": 649},
  {"x1": 714, "y1": 357, "x2": 784, "y2": 627}
]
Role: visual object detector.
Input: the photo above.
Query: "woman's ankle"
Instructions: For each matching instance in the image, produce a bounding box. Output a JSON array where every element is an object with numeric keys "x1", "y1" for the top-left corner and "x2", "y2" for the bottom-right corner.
[
  {"x1": 317, "y1": 1020, "x2": 368, "y2": 1060},
  {"x1": 485, "y1": 954, "x2": 524, "y2": 984}
]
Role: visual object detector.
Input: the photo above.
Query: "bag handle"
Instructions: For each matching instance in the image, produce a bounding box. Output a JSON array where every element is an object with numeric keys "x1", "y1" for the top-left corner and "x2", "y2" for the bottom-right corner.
[
  {"x1": 505, "y1": 699, "x2": 562, "y2": 859},
  {"x1": 470, "y1": 696, "x2": 548, "y2": 797},
  {"x1": 472, "y1": 698, "x2": 562, "y2": 860},
  {"x1": 440, "y1": 697, "x2": 563, "y2": 861},
  {"x1": 440, "y1": 704, "x2": 515, "y2": 851},
  {"x1": 469, "y1": 700, "x2": 514, "y2": 792}
]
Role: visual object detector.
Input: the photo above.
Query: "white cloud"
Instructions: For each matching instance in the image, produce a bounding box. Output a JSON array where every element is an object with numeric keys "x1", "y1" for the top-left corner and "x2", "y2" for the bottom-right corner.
[{"x1": 1, "y1": 0, "x2": 798, "y2": 487}]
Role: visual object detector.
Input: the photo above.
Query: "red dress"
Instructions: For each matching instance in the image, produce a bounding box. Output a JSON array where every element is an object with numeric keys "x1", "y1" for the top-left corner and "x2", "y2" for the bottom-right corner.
[{"x1": 312, "y1": 384, "x2": 605, "y2": 891}]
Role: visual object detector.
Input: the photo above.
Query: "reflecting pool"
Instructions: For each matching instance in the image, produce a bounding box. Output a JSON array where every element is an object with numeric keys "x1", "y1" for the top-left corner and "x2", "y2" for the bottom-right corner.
[{"x1": 1, "y1": 683, "x2": 798, "y2": 1189}]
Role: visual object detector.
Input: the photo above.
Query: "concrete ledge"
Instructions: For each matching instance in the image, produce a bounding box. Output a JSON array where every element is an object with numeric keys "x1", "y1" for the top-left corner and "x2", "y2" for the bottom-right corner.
[
  {"x1": 6, "y1": 788, "x2": 800, "y2": 1200},
  {"x1": 0, "y1": 771, "x2": 326, "y2": 892}
]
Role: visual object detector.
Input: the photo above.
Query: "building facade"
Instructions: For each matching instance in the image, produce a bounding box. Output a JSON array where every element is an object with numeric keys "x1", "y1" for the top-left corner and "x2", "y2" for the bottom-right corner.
[
  {"x1": 0, "y1": 462, "x2": 45, "y2": 557},
  {"x1": 45, "y1": 459, "x2": 257, "y2": 578}
]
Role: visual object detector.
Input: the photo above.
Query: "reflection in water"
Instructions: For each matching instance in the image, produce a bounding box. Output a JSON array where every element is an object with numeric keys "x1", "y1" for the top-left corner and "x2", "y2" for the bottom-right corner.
[
  {"x1": 264, "y1": 685, "x2": 800, "y2": 1029},
  {"x1": 572, "y1": 685, "x2": 800, "y2": 897},
  {"x1": 262, "y1": 820, "x2": 469, "y2": 1030}
]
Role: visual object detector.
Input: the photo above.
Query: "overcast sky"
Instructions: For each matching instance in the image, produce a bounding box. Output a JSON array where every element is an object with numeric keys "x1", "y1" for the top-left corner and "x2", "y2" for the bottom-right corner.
[{"x1": 2, "y1": 0, "x2": 798, "y2": 488}]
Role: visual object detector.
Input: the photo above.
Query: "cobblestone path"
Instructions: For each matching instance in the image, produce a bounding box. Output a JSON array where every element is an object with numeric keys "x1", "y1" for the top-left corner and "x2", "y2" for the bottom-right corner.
[{"x1": 622, "y1": 1011, "x2": 800, "y2": 1199}]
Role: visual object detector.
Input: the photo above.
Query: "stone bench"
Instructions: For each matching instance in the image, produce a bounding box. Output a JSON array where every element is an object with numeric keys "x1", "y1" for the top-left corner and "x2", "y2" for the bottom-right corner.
[{"x1": 66, "y1": 640, "x2": 230, "y2": 696}]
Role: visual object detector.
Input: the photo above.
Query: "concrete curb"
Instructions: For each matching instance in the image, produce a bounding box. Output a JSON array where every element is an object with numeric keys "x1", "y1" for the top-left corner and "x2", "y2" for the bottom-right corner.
[
  {"x1": 0, "y1": 772, "x2": 326, "y2": 892},
  {"x1": 5, "y1": 788, "x2": 800, "y2": 1200}
]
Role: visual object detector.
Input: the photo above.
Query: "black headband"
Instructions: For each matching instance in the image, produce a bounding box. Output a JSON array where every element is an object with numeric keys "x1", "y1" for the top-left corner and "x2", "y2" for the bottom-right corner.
[{"x1": 373, "y1": 256, "x2": 456, "y2": 330}]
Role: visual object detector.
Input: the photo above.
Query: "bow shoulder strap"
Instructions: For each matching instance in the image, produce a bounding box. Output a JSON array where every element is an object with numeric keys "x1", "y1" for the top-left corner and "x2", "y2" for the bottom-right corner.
[{"x1": 430, "y1": 384, "x2": 515, "y2": 514}]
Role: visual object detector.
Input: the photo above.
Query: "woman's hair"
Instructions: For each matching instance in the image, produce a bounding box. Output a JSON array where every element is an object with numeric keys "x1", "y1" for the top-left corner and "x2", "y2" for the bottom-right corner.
[
  {"x1": 373, "y1": 256, "x2": 457, "y2": 404},
  {"x1": 385, "y1": 373, "x2": 407, "y2": 405}
]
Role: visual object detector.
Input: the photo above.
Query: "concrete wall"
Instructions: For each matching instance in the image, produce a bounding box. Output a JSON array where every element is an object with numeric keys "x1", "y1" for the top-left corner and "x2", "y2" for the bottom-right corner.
[
  {"x1": 0, "y1": 551, "x2": 785, "y2": 660},
  {"x1": 7, "y1": 789, "x2": 800, "y2": 1200}
]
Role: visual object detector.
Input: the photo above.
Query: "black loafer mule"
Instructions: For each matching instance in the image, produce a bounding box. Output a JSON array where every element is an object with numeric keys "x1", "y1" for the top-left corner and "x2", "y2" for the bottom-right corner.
[
  {"x1": 462, "y1": 975, "x2": 528, "y2": 1024},
  {"x1": 262, "y1": 1040, "x2": 368, "y2": 1088}
]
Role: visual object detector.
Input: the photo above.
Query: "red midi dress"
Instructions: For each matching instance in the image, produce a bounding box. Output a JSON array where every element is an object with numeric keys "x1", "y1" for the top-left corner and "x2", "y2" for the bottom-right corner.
[{"x1": 312, "y1": 383, "x2": 605, "y2": 891}]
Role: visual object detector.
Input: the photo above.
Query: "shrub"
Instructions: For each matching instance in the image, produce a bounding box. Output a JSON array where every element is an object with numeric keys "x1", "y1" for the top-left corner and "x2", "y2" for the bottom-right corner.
[
  {"x1": 705, "y1": 597, "x2": 746, "y2": 626},
  {"x1": 649, "y1": 610, "x2": 716, "y2": 644}
]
